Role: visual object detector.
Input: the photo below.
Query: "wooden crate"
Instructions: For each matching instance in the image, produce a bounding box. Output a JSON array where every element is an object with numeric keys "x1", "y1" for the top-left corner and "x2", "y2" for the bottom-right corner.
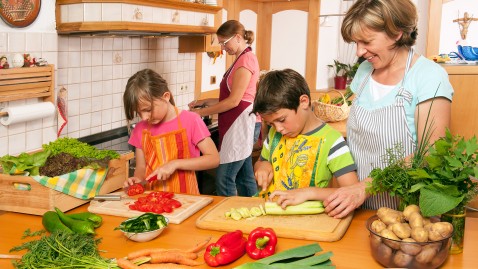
[{"x1": 0, "y1": 152, "x2": 133, "y2": 215}]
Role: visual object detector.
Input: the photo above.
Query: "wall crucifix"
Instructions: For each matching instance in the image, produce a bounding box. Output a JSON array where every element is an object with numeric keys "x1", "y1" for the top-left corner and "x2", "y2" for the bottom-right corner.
[{"x1": 453, "y1": 12, "x2": 478, "y2": 40}]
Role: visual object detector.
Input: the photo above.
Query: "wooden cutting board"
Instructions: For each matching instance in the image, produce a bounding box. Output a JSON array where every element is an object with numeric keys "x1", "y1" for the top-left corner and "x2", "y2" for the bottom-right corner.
[
  {"x1": 88, "y1": 191, "x2": 213, "y2": 224},
  {"x1": 196, "y1": 197, "x2": 354, "y2": 242}
]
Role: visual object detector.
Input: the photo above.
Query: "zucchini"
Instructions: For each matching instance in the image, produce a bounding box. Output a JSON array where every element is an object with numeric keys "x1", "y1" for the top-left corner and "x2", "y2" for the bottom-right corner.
[
  {"x1": 67, "y1": 212, "x2": 103, "y2": 228},
  {"x1": 42, "y1": 211, "x2": 73, "y2": 233},
  {"x1": 265, "y1": 201, "x2": 324, "y2": 215}
]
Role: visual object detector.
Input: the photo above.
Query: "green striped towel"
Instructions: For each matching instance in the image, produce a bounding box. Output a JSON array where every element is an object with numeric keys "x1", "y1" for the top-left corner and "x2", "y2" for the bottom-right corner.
[{"x1": 32, "y1": 167, "x2": 109, "y2": 200}]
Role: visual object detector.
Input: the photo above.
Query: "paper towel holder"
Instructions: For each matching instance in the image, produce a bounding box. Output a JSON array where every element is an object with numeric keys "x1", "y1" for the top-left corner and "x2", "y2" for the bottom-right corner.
[{"x1": 0, "y1": 111, "x2": 7, "y2": 118}]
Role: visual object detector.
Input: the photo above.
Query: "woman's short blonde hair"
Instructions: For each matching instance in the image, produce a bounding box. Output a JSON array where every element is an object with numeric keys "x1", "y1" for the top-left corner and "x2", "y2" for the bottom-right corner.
[{"x1": 341, "y1": 0, "x2": 418, "y2": 48}]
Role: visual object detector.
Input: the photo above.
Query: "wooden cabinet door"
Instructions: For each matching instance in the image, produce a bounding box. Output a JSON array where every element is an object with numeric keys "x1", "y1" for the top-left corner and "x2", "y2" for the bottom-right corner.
[{"x1": 449, "y1": 74, "x2": 478, "y2": 140}]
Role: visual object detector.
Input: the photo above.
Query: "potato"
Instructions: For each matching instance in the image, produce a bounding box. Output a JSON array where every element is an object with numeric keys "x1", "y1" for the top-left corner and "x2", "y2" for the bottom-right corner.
[
  {"x1": 371, "y1": 219, "x2": 387, "y2": 234},
  {"x1": 400, "y1": 238, "x2": 422, "y2": 256},
  {"x1": 411, "y1": 227, "x2": 429, "y2": 242},
  {"x1": 391, "y1": 222, "x2": 412, "y2": 239},
  {"x1": 393, "y1": 250, "x2": 414, "y2": 268},
  {"x1": 377, "y1": 207, "x2": 403, "y2": 225},
  {"x1": 415, "y1": 244, "x2": 439, "y2": 264},
  {"x1": 408, "y1": 211, "x2": 424, "y2": 228},
  {"x1": 381, "y1": 229, "x2": 401, "y2": 249},
  {"x1": 428, "y1": 222, "x2": 453, "y2": 241},
  {"x1": 403, "y1": 204, "x2": 420, "y2": 221},
  {"x1": 375, "y1": 243, "x2": 393, "y2": 265}
]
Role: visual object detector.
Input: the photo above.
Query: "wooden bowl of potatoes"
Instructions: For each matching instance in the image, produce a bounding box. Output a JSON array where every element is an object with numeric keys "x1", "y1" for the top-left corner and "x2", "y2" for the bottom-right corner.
[{"x1": 366, "y1": 205, "x2": 453, "y2": 269}]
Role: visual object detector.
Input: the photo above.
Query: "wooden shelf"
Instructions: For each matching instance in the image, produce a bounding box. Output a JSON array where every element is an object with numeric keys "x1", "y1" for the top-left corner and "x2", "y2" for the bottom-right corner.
[{"x1": 0, "y1": 65, "x2": 55, "y2": 103}]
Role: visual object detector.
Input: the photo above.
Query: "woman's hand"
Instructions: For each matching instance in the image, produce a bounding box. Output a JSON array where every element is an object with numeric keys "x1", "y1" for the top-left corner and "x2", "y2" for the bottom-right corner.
[
  {"x1": 269, "y1": 189, "x2": 309, "y2": 209},
  {"x1": 146, "y1": 160, "x2": 178, "y2": 182},
  {"x1": 323, "y1": 181, "x2": 368, "y2": 219},
  {"x1": 254, "y1": 160, "x2": 273, "y2": 191}
]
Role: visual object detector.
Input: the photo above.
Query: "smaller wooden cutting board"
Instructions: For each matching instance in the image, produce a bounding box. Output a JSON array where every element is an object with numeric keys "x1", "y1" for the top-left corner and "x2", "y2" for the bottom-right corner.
[
  {"x1": 196, "y1": 197, "x2": 354, "y2": 242},
  {"x1": 88, "y1": 191, "x2": 213, "y2": 224}
]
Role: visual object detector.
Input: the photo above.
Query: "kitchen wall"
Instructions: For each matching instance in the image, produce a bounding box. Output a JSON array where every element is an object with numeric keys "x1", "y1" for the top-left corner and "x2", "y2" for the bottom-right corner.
[{"x1": 0, "y1": 2, "x2": 195, "y2": 157}]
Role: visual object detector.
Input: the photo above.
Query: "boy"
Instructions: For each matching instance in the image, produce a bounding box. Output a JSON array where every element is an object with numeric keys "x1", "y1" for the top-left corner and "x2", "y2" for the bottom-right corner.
[{"x1": 252, "y1": 69, "x2": 358, "y2": 211}]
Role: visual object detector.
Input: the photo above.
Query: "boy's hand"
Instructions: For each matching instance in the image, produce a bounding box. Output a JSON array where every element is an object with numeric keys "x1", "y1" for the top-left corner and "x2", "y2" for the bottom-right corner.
[
  {"x1": 270, "y1": 189, "x2": 308, "y2": 209},
  {"x1": 124, "y1": 176, "x2": 143, "y2": 188},
  {"x1": 254, "y1": 160, "x2": 273, "y2": 191}
]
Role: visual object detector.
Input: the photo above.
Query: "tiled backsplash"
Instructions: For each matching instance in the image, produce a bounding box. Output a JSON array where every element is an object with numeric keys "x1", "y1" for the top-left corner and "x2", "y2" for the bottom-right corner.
[{"x1": 0, "y1": 32, "x2": 196, "y2": 156}]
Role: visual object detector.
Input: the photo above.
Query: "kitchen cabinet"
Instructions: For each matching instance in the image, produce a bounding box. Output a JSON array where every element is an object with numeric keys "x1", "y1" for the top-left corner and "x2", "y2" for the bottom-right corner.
[
  {"x1": 55, "y1": 0, "x2": 221, "y2": 35},
  {"x1": 178, "y1": 34, "x2": 221, "y2": 52},
  {"x1": 443, "y1": 65, "x2": 478, "y2": 140}
]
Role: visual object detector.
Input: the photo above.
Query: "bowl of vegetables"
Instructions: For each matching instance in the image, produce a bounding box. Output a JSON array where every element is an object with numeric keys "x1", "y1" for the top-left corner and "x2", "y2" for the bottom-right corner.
[
  {"x1": 116, "y1": 213, "x2": 169, "y2": 242},
  {"x1": 366, "y1": 206, "x2": 453, "y2": 269}
]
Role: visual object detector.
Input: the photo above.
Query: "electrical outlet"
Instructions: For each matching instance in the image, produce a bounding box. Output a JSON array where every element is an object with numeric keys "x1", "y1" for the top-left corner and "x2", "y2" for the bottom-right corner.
[
  {"x1": 180, "y1": 84, "x2": 188, "y2": 92},
  {"x1": 210, "y1": 76, "x2": 216, "y2": 85}
]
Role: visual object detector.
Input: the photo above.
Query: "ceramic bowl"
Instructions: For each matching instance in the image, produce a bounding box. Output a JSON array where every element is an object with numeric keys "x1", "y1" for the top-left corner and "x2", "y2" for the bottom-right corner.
[
  {"x1": 366, "y1": 215, "x2": 452, "y2": 269},
  {"x1": 120, "y1": 216, "x2": 169, "y2": 242},
  {"x1": 458, "y1": 45, "x2": 478, "y2": 61}
]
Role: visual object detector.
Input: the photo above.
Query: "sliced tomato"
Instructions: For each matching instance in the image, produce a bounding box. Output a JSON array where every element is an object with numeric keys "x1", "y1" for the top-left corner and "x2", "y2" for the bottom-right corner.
[
  {"x1": 162, "y1": 204, "x2": 173, "y2": 213},
  {"x1": 169, "y1": 199, "x2": 182, "y2": 208},
  {"x1": 127, "y1": 183, "x2": 145, "y2": 196}
]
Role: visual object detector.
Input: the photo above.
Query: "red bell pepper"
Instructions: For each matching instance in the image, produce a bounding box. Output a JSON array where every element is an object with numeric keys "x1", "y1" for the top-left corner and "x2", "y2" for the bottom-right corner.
[
  {"x1": 246, "y1": 227, "x2": 277, "y2": 259},
  {"x1": 204, "y1": 230, "x2": 247, "y2": 267}
]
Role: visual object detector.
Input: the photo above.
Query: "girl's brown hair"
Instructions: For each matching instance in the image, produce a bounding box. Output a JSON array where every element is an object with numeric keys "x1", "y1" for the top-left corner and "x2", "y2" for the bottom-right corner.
[
  {"x1": 123, "y1": 69, "x2": 175, "y2": 121},
  {"x1": 341, "y1": 0, "x2": 418, "y2": 48},
  {"x1": 217, "y1": 20, "x2": 255, "y2": 45}
]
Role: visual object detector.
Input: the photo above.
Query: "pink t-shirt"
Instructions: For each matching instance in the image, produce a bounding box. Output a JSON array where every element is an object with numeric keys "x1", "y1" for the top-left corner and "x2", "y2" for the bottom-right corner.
[
  {"x1": 129, "y1": 110, "x2": 210, "y2": 158},
  {"x1": 227, "y1": 50, "x2": 259, "y2": 103}
]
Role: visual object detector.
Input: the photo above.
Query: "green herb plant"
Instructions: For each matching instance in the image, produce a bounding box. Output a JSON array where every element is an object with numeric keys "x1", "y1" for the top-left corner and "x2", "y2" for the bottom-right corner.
[{"x1": 367, "y1": 129, "x2": 478, "y2": 217}]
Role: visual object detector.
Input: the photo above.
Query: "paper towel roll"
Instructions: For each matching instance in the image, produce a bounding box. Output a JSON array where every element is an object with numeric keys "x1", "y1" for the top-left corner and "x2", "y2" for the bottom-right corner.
[{"x1": 0, "y1": 102, "x2": 56, "y2": 126}]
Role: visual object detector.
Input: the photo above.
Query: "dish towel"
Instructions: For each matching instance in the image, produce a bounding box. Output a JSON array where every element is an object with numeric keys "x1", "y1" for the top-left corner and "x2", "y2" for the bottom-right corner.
[{"x1": 32, "y1": 168, "x2": 109, "y2": 200}]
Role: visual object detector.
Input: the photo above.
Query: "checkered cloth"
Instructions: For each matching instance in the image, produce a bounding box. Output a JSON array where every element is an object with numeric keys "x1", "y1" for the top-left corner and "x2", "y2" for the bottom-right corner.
[{"x1": 32, "y1": 168, "x2": 109, "y2": 200}]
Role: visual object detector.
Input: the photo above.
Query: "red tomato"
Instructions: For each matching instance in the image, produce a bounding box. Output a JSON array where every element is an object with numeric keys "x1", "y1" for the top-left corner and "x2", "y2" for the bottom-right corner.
[
  {"x1": 129, "y1": 191, "x2": 182, "y2": 213},
  {"x1": 169, "y1": 199, "x2": 182, "y2": 208},
  {"x1": 127, "y1": 183, "x2": 145, "y2": 196},
  {"x1": 162, "y1": 204, "x2": 173, "y2": 213}
]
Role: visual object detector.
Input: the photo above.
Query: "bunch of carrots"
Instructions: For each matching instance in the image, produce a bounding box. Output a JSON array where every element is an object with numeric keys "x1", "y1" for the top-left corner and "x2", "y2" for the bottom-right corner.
[{"x1": 116, "y1": 237, "x2": 211, "y2": 269}]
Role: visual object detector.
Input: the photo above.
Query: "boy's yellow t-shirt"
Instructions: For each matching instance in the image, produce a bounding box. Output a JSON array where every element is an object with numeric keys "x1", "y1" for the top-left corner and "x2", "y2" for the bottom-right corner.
[{"x1": 260, "y1": 123, "x2": 356, "y2": 194}]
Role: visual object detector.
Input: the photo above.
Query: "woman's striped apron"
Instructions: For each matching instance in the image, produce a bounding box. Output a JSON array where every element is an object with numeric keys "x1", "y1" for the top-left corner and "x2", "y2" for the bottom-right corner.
[
  {"x1": 347, "y1": 49, "x2": 415, "y2": 210},
  {"x1": 142, "y1": 107, "x2": 199, "y2": 194}
]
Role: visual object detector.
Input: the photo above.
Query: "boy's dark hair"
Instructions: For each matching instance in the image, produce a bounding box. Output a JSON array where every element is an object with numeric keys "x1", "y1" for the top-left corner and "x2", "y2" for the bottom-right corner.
[{"x1": 252, "y1": 69, "x2": 311, "y2": 115}]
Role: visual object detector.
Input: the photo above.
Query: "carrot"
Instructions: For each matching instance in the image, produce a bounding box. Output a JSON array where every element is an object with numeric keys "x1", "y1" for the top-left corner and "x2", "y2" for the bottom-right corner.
[
  {"x1": 130, "y1": 256, "x2": 152, "y2": 265},
  {"x1": 184, "y1": 237, "x2": 212, "y2": 253},
  {"x1": 127, "y1": 248, "x2": 169, "y2": 260},
  {"x1": 116, "y1": 258, "x2": 140, "y2": 269},
  {"x1": 149, "y1": 252, "x2": 203, "y2": 266},
  {"x1": 139, "y1": 263, "x2": 196, "y2": 268}
]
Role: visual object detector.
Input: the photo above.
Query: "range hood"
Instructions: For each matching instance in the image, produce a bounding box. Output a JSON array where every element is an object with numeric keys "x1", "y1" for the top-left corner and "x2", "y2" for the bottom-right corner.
[{"x1": 56, "y1": 0, "x2": 220, "y2": 37}]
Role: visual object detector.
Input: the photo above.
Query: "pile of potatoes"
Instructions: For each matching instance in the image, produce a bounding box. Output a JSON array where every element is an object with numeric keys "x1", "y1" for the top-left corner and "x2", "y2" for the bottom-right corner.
[{"x1": 368, "y1": 205, "x2": 453, "y2": 269}]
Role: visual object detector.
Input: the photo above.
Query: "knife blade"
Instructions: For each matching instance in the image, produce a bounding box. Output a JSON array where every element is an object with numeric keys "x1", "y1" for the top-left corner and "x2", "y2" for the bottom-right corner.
[{"x1": 92, "y1": 194, "x2": 122, "y2": 202}]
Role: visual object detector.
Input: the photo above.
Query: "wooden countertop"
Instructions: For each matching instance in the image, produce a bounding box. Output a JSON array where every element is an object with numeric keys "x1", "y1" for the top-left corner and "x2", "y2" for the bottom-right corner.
[{"x1": 1, "y1": 196, "x2": 477, "y2": 268}]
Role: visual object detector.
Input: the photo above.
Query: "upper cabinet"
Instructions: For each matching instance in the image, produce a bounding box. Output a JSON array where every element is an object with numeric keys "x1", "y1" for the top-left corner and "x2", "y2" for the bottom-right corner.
[
  {"x1": 178, "y1": 34, "x2": 221, "y2": 52},
  {"x1": 55, "y1": 0, "x2": 222, "y2": 36}
]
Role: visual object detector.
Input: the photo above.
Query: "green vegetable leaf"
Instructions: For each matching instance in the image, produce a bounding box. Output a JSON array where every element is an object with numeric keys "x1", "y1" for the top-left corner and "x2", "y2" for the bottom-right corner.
[{"x1": 419, "y1": 184, "x2": 464, "y2": 217}]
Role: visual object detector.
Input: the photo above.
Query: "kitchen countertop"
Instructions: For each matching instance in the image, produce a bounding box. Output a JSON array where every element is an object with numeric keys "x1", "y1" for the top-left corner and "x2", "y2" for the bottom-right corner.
[{"x1": 1, "y1": 196, "x2": 477, "y2": 268}]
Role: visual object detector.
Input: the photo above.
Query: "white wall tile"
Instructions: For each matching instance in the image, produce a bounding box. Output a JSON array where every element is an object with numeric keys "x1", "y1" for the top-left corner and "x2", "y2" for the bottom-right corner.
[
  {"x1": 79, "y1": 129, "x2": 91, "y2": 137},
  {"x1": 102, "y1": 80, "x2": 113, "y2": 95},
  {"x1": 68, "y1": 115, "x2": 80, "y2": 132},
  {"x1": 60, "y1": 5, "x2": 69, "y2": 23},
  {"x1": 68, "y1": 51, "x2": 81, "y2": 67},
  {"x1": 91, "y1": 81, "x2": 103, "y2": 97},
  {"x1": 80, "y1": 38, "x2": 93, "y2": 51},
  {"x1": 68, "y1": 99, "x2": 80, "y2": 117},
  {"x1": 43, "y1": 127, "x2": 58, "y2": 144},
  {"x1": 68, "y1": 67, "x2": 81, "y2": 84},
  {"x1": 91, "y1": 51, "x2": 103, "y2": 66},
  {"x1": 58, "y1": 52, "x2": 69, "y2": 69},
  {"x1": 91, "y1": 111, "x2": 102, "y2": 127},
  {"x1": 26, "y1": 33, "x2": 42, "y2": 52},
  {"x1": 113, "y1": 64, "x2": 123, "y2": 79},
  {"x1": 91, "y1": 38, "x2": 103, "y2": 50},
  {"x1": 92, "y1": 97, "x2": 103, "y2": 112},
  {"x1": 91, "y1": 66, "x2": 103, "y2": 81},
  {"x1": 68, "y1": 83, "x2": 80, "y2": 100},
  {"x1": 0, "y1": 137, "x2": 7, "y2": 156},
  {"x1": 8, "y1": 32, "x2": 26, "y2": 52},
  {"x1": 131, "y1": 50, "x2": 140, "y2": 63},
  {"x1": 68, "y1": 4, "x2": 84, "y2": 22},
  {"x1": 79, "y1": 97, "x2": 92, "y2": 113},
  {"x1": 9, "y1": 133, "x2": 26, "y2": 155},
  {"x1": 81, "y1": 51, "x2": 92, "y2": 67},
  {"x1": 58, "y1": 36, "x2": 69, "y2": 52},
  {"x1": 102, "y1": 50, "x2": 113, "y2": 65},
  {"x1": 26, "y1": 129, "x2": 42, "y2": 152},
  {"x1": 84, "y1": 3, "x2": 102, "y2": 22},
  {"x1": 122, "y1": 64, "x2": 132, "y2": 78},
  {"x1": 102, "y1": 94, "x2": 113, "y2": 110},
  {"x1": 102, "y1": 3, "x2": 122, "y2": 21},
  {"x1": 68, "y1": 37, "x2": 81, "y2": 52},
  {"x1": 80, "y1": 82, "x2": 92, "y2": 98},
  {"x1": 102, "y1": 66, "x2": 113, "y2": 80},
  {"x1": 80, "y1": 113, "x2": 92, "y2": 130},
  {"x1": 81, "y1": 66, "x2": 92, "y2": 82},
  {"x1": 42, "y1": 52, "x2": 57, "y2": 68}
]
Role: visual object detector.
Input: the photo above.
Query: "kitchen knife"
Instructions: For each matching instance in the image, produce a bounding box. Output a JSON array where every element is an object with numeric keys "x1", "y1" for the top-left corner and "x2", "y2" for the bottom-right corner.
[
  {"x1": 92, "y1": 194, "x2": 122, "y2": 201},
  {"x1": 258, "y1": 189, "x2": 270, "y2": 201}
]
